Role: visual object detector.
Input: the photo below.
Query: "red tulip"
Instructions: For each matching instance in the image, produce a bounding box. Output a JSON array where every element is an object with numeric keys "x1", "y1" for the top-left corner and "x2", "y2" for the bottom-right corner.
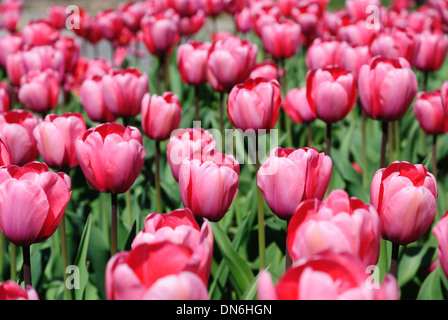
[
  {"x1": 370, "y1": 161, "x2": 437, "y2": 245},
  {"x1": 207, "y1": 35, "x2": 258, "y2": 92},
  {"x1": 305, "y1": 38, "x2": 344, "y2": 70},
  {"x1": 118, "y1": 1, "x2": 147, "y2": 32},
  {"x1": 140, "y1": 92, "x2": 182, "y2": 141},
  {"x1": 413, "y1": 90, "x2": 448, "y2": 135},
  {"x1": 75, "y1": 123, "x2": 146, "y2": 194},
  {"x1": 71, "y1": 7, "x2": 103, "y2": 45},
  {"x1": 227, "y1": 77, "x2": 281, "y2": 132},
  {"x1": 106, "y1": 241, "x2": 209, "y2": 300},
  {"x1": 257, "y1": 147, "x2": 332, "y2": 221},
  {"x1": 411, "y1": 29, "x2": 448, "y2": 73},
  {"x1": 18, "y1": 69, "x2": 60, "y2": 115},
  {"x1": 46, "y1": 4, "x2": 68, "y2": 29},
  {"x1": 80, "y1": 75, "x2": 117, "y2": 123},
  {"x1": 102, "y1": 67, "x2": 149, "y2": 118},
  {"x1": 306, "y1": 66, "x2": 357, "y2": 124},
  {"x1": 33, "y1": 113, "x2": 86, "y2": 169},
  {"x1": 54, "y1": 37, "x2": 81, "y2": 74},
  {"x1": 260, "y1": 18, "x2": 301, "y2": 60},
  {"x1": 178, "y1": 149, "x2": 239, "y2": 222},
  {"x1": 282, "y1": 87, "x2": 317, "y2": 124},
  {"x1": 358, "y1": 56, "x2": 418, "y2": 121},
  {"x1": 21, "y1": 19, "x2": 60, "y2": 47},
  {"x1": 0, "y1": 110, "x2": 41, "y2": 166},
  {"x1": 166, "y1": 127, "x2": 216, "y2": 181},
  {"x1": 0, "y1": 280, "x2": 39, "y2": 300},
  {"x1": 433, "y1": 212, "x2": 448, "y2": 279},
  {"x1": 258, "y1": 250, "x2": 398, "y2": 300},
  {"x1": 287, "y1": 190, "x2": 380, "y2": 266},
  {"x1": 0, "y1": 33, "x2": 23, "y2": 68},
  {"x1": 0, "y1": 162, "x2": 71, "y2": 247},
  {"x1": 177, "y1": 41, "x2": 212, "y2": 87}
]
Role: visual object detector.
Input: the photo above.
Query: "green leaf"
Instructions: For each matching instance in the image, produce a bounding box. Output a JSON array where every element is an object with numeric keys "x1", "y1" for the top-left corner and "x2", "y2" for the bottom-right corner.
[
  {"x1": 417, "y1": 266, "x2": 446, "y2": 300},
  {"x1": 73, "y1": 214, "x2": 93, "y2": 300}
]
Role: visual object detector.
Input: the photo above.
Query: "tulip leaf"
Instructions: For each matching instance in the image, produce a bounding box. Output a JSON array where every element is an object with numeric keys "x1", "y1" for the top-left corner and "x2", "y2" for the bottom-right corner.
[
  {"x1": 73, "y1": 213, "x2": 93, "y2": 300},
  {"x1": 417, "y1": 266, "x2": 447, "y2": 300}
]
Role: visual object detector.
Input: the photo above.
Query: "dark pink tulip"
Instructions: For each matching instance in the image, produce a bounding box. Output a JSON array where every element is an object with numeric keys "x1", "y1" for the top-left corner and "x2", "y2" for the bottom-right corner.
[
  {"x1": 102, "y1": 67, "x2": 149, "y2": 118},
  {"x1": 178, "y1": 10, "x2": 206, "y2": 37},
  {"x1": 411, "y1": 29, "x2": 448, "y2": 73},
  {"x1": 207, "y1": 35, "x2": 258, "y2": 92},
  {"x1": 178, "y1": 149, "x2": 239, "y2": 222},
  {"x1": 290, "y1": 2, "x2": 322, "y2": 46},
  {"x1": 72, "y1": 57, "x2": 112, "y2": 96},
  {"x1": 75, "y1": 123, "x2": 146, "y2": 194},
  {"x1": 80, "y1": 75, "x2": 117, "y2": 123},
  {"x1": 0, "y1": 162, "x2": 71, "y2": 247},
  {"x1": 305, "y1": 38, "x2": 344, "y2": 70},
  {"x1": 358, "y1": 56, "x2": 418, "y2": 121},
  {"x1": 0, "y1": 110, "x2": 41, "y2": 166},
  {"x1": 227, "y1": 77, "x2": 281, "y2": 132},
  {"x1": 257, "y1": 147, "x2": 332, "y2": 221},
  {"x1": 260, "y1": 18, "x2": 301, "y2": 60},
  {"x1": 339, "y1": 44, "x2": 372, "y2": 80},
  {"x1": 0, "y1": 33, "x2": 23, "y2": 68},
  {"x1": 33, "y1": 113, "x2": 86, "y2": 169},
  {"x1": 21, "y1": 19, "x2": 60, "y2": 47},
  {"x1": 119, "y1": 1, "x2": 147, "y2": 32},
  {"x1": 106, "y1": 241, "x2": 209, "y2": 300},
  {"x1": 164, "y1": 0, "x2": 201, "y2": 17},
  {"x1": 96, "y1": 9, "x2": 123, "y2": 42},
  {"x1": 200, "y1": 0, "x2": 226, "y2": 16},
  {"x1": 433, "y1": 212, "x2": 448, "y2": 279},
  {"x1": 141, "y1": 92, "x2": 182, "y2": 141},
  {"x1": 46, "y1": 4, "x2": 68, "y2": 29},
  {"x1": 282, "y1": 87, "x2": 317, "y2": 124},
  {"x1": 251, "y1": 2, "x2": 281, "y2": 38},
  {"x1": 0, "y1": 280, "x2": 39, "y2": 300},
  {"x1": 177, "y1": 41, "x2": 212, "y2": 87},
  {"x1": 0, "y1": 137, "x2": 10, "y2": 166},
  {"x1": 286, "y1": 190, "x2": 380, "y2": 266},
  {"x1": 337, "y1": 19, "x2": 377, "y2": 47},
  {"x1": 166, "y1": 127, "x2": 216, "y2": 181},
  {"x1": 370, "y1": 161, "x2": 437, "y2": 245},
  {"x1": 249, "y1": 60, "x2": 280, "y2": 81},
  {"x1": 413, "y1": 90, "x2": 448, "y2": 135},
  {"x1": 369, "y1": 27, "x2": 415, "y2": 62},
  {"x1": 407, "y1": 6, "x2": 443, "y2": 33},
  {"x1": 258, "y1": 250, "x2": 398, "y2": 300},
  {"x1": 140, "y1": 10, "x2": 180, "y2": 58},
  {"x1": 0, "y1": 83, "x2": 10, "y2": 113},
  {"x1": 235, "y1": 7, "x2": 253, "y2": 33},
  {"x1": 18, "y1": 69, "x2": 60, "y2": 115},
  {"x1": 345, "y1": 0, "x2": 381, "y2": 21},
  {"x1": 0, "y1": 0, "x2": 22, "y2": 33},
  {"x1": 55, "y1": 37, "x2": 81, "y2": 74},
  {"x1": 72, "y1": 8, "x2": 103, "y2": 45},
  {"x1": 306, "y1": 66, "x2": 357, "y2": 124}
]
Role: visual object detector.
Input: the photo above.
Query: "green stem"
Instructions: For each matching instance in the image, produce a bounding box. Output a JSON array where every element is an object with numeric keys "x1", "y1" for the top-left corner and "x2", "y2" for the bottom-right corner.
[
  {"x1": 22, "y1": 245, "x2": 32, "y2": 288},
  {"x1": 380, "y1": 121, "x2": 388, "y2": 168},
  {"x1": 362, "y1": 110, "x2": 367, "y2": 186},
  {"x1": 285, "y1": 220, "x2": 292, "y2": 271},
  {"x1": 326, "y1": 122, "x2": 332, "y2": 157},
  {"x1": 60, "y1": 216, "x2": 72, "y2": 300},
  {"x1": 390, "y1": 242, "x2": 400, "y2": 278},
  {"x1": 10, "y1": 243, "x2": 16, "y2": 281},
  {"x1": 195, "y1": 86, "x2": 200, "y2": 121},
  {"x1": 219, "y1": 92, "x2": 225, "y2": 146},
  {"x1": 306, "y1": 122, "x2": 312, "y2": 147},
  {"x1": 255, "y1": 136, "x2": 265, "y2": 270},
  {"x1": 110, "y1": 193, "x2": 118, "y2": 257},
  {"x1": 155, "y1": 140, "x2": 163, "y2": 213},
  {"x1": 126, "y1": 189, "x2": 132, "y2": 225},
  {"x1": 433, "y1": 134, "x2": 438, "y2": 181}
]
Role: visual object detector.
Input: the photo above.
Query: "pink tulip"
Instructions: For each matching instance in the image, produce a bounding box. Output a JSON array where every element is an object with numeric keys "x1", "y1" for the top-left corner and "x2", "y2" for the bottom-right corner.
[
  {"x1": 118, "y1": 1, "x2": 147, "y2": 32},
  {"x1": 141, "y1": 92, "x2": 182, "y2": 141},
  {"x1": 177, "y1": 41, "x2": 212, "y2": 87},
  {"x1": 0, "y1": 110, "x2": 41, "y2": 166},
  {"x1": 178, "y1": 149, "x2": 239, "y2": 222},
  {"x1": 249, "y1": 60, "x2": 281, "y2": 81},
  {"x1": 178, "y1": 10, "x2": 206, "y2": 37},
  {"x1": 337, "y1": 19, "x2": 377, "y2": 47},
  {"x1": 80, "y1": 75, "x2": 117, "y2": 123},
  {"x1": 55, "y1": 37, "x2": 81, "y2": 74},
  {"x1": 369, "y1": 27, "x2": 415, "y2": 62},
  {"x1": 251, "y1": 2, "x2": 282, "y2": 38},
  {"x1": 227, "y1": 77, "x2": 281, "y2": 132},
  {"x1": 305, "y1": 38, "x2": 344, "y2": 70},
  {"x1": 339, "y1": 44, "x2": 372, "y2": 80},
  {"x1": 411, "y1": 29, "x2": 448, "y2": 73},
  {"x1": 0, "y1": 281, "x2": 39, "y2": 300},
  {"x1": 102, "y1": 67, "x2": 149, "y2": 118},
  {"x1": 18, "y1": 69, "x2": 60, "y2": 115},
  {"x1": 0, "y1": 33, "x2": 23, "y2": 68},
  {"x1": 0, "y1": 137, "x2": 10, "y2": 166},
  {"x1": 200, "y1": 0, "x2": 226, "y2": 16},
  {"x1": 286, "y1": 190, "x2": 380, "y2": 266},
  {"x1": 96, "y1": 9, "x2": 123, "y2": 42},
  {"x1": 235, "y1": 7, "x2": 253, "y2": 33},
  {"x1": 164, "y1": 0, "x2": 201, "y2": 17},
  {"x1": 282, "y1": 87, "x2": 317, "y2": 124},
  {"x1": 166, "y1": 127, "x2": 216, "y2": 181},
  {"x1": 345, "y1": 0, "x2": 381, "y2": 21},
  {"x1": 0, "y1": 162, "x2": 71, "y2": 247},
  {"x1": 433, "y1": 212, "x2": 448, "y2": 279},
  {"x1": 33, "y1": 113, "x2": 86, "y2": 169},
  {"x1": 370, "y1": 161, "x2": 437, "y2": 245},
  {"x1": 71, "y1": 57, "x2": 112, "y2": 95},
  {"x1": 106, "y1": 241, "x2": 209, "y2": 300},
  {"x1": 0, "y1": 0, "x2": 22, "y2": 33},
  {"x1": 75, "y1": 123, "x2": 146, "y2": 194},
  {"x1": 46, "y1": 4, "x2": 68, "y2": 29},
  {"x1": 258, "y1": 250, "x2": 398, "y2": 300},
  {"x1": 72, "y1": 8, "x2": 103, "y2": 45},
  {"x1": 257, "y1": 147, "x2": 332, "y2": 221},
  {"x1": 358, "y1": 56, "x2": 418, "y2": 121},
  {"x1": 413, "y1": 90, "x2": 448, "y2": 135},
  {"x1": 306, "y1": 66, "x2": 357, "y2": 124},
  {"x1": 207, "y1": 35, "x2": 258, "y2": 92},
  {"x1": 21, "y1": 19, "x2": 60, "y2": 47},
  {"x1": 260, "y1": 18, "x2": 301, "y2": 60}
]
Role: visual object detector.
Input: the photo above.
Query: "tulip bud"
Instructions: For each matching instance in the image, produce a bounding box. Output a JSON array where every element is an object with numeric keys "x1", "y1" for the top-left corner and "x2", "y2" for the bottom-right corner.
[
  {"x1": 413, "y1": 90, "x2": 448, "y2": 135},
  {"x1": 282, "y1": 87, "x2": 317, "y2": 124},
  {"x1": 177, "y1": 41, "x2": 212, "y2": 87}
]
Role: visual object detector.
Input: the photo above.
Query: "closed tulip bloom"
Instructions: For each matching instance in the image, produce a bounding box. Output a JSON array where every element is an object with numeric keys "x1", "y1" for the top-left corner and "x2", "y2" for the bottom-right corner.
[
  {"x1": 370, "y1": 161, "x2": 437, "y2": 245},
  {"x1": 0, "y1": 110, "x2": 41, "y2": 166},
  {"x1": 249, "y1": 60, "x2": 280, "y2": 81},
  {"x1": 227, "y1": 77, "x2": 281, "y2": 132},
  {"x1": 413, "y1": 90, "x2": 448, "y2": 135},
  {"x1": 106, "y1": 241, "x2": 209, "y2": 300},
  {"x1": 75, "y1": 123, "x2": 146, "y2": 194},
  {"x1": 339, "y1": 44, "x2": 372, "y2": 80},
  {"x1": 178, "y1": 150, "x2": 239, "y2": 222},
  {"x1": 33, "y1": 113, "x2": 86, "y2": 169},
  {"x1": 102, "y1": 67, "x2": 149, "y2": 118},
  {"x1": 282, "y1": 87, "x2": 317, "y2": 124},
  {"x1": 305, "y1": 38, "x2": 344, "y2": 70},
  {"x1": 164, "y1": 0, "x2": 201, "y2": 17},
  {"x1": 166, "y1": 127, "x2": 216, "y2": 181},
  {"x1": 178, "y1": 10, "x2": 207, "y2": 37},
  {"x1": 46, "y1": 4, "x2": 68, "y2": 29},
  {"x1": 235, "y1": 7, "x2": 253, "y2": 33},
  {"x1": 257, "y1": 147, "x2": 332, "y2": 221},
  {"x1": 177, "y1": 41, "x2": 212, "y2": 87},
  {"x1": 0, "y1": 281, "x2": 39, "y2": 300},
  {"x1": 287, "y1": 190, "x2": 380, "y2": 266},
  {"x1": 72, "y1": 57, "x2": 112, "y2": 96},
  {"x1": 96, "y1": 9, "x2": 123, "y2": 42},
  {"x1": 441, "y1": 80, "x2": 448, "y2": 119},
  {"x1": 411, "y1": 29, "x2": 448, "y2": 73},
  {"x1": 207, "y1": 35, "x2": 258, "y2": 92},
  {"x1": 200, "y1": 0, "x2": 226, "y2": 16},
  {"x1": 80, "y1": 75, "x2": 117, "y2": 123},
  {"x1": 433, "y1": 212, "x2": 448, "y2": 279},
  {"x1": 0, "y1": 162, "x2": 71, "y2": 247},
  {"x1": 369, "y1": 27, "x2": 415, "y2": 62},
  {"x1": 21, "y1": 20, "x2": 60, "y2": 47},
  {"x1": 260, "y1": 19, "x2": 301, "y2": 60},
  {"x1": 18, "y1": 69, "x2": 60, "y2": 115},
  {"x1": 258, "y1": 250, "x2": 398, "y2": 300},
  {"x1": 141, "y1": 92, "x2": 182, "y2": 141},
  {"x1": 337, "y1": 19, "x2": 377, "y2": 47},
  {"x1": 0, "y1": 137, "x2": 10, "y2": 166},
  {"x1": 55, "y1": 37, "x2": 81, "y2": 74},
  {"x1": 358, "y1": 56, "x2": 418, "y2": 121},
  {"x1": 306, "y1": 66, "x2": 357, "y2": 124},
  {"x1": 345, "y1": 0, "x2": 381, "y2": 20},
  {"x1": 0, "y1": 33, "x2": 23, "y2": 68}
]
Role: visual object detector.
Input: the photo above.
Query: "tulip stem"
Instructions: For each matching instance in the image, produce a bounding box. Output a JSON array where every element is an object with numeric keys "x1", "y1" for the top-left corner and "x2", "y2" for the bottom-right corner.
[
  {"x1": 388, "y1": 121, "x2": 394, "y2": 163},
  {"x1": 362, "y1": 110, "x2": 368, "y2": 186},
  {"x1": 110, "y1": 193, "x2": 118, "y2": 257},
  {"x1": 256, "y1": 136, "x2": 265, "y2": 270},
  {"x1": 195, "y1": 86, "x2": 200, "y2": 121},
  {"x1": 285, "y1": 220, "x2": 292, "y2": 270},
  {"x1": 306, "y1": 122, "x2": 312, "y2": 147},
  {"x1": 433, "y1": 134, "x2": 438, "y2": 181},
  {"x1": 60, "y1": 216, "x2": 72, "y2": 300},
  {"x1": 326, "y1": 123, "x2": 332, "y2": 157},
  {"x1": 423, "y1": 71, "x2": 429, "y2": 92},
  {"x1": 219, "y1": 92, "x2": 225, "y2": 140},
  {"x1": 390, "y1": 242, "x2": 400, "y2": 278},
  {"x1": 155, "y1": 140, "x2": 163, "y2": 213},
  {"x1": 22, "y1": 245, "x2": 32, "y2": 288},
  {"x1": 10, "y1": 243, "x2": 16, "y2": 281},
  {"x1": 380, "y1": 121, "x2": 388, "y2": 168}
]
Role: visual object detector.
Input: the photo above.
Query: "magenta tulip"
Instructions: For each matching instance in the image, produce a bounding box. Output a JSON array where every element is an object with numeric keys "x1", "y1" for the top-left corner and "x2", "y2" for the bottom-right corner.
[
  {"x1": 411, "y1": 29, "x2": 448, "y2": 73},
  {"x1": 249, "y1": 60, "x2": 280, "y2": 82},
  {"x1": 260, "y1": 18, "x2": 301, "y2": 60},
  {"x1": 413, "y1": 90, "x2": 448, "y2": 135},
  {"x1": 80, "y1": 75, "x2": 117, "y2": 123},
  {"x1": 369, "y1": 27, "x2": 415, "y2": 62},
  {"x1": 0, "y1": 281, "x2": 39, "y2": 300},
  {"x1": 177, "y1": 41, "x2": 212, "y2": 87},
  {"x1": 21, "y1": 19, "x2": 60, "y2": 47},
  {"x1": 282, "y1": 87, "x2": 317, "y2": 124},
  {"x1": 433, "y1": 212, "x2": 448, "y2": 279},
  {"x1": 0, "y1": 137, "x2": 10, "y2": 166},
  {"x1": 339, "y1": 44, "x2": 372, "y2": 80},
  {"x1": 0, "y1": 33, "x2": 23, "y2": 68},
  {"x1": 164, "y1": 0, "x2": 201, "y2": 17},
  {"x1": 54, "y1": 37, "x2": 81, "y2": 74},
  {"x1": 96, "y1": 9, "x2": 123, "y2": 42},
  {"x1": 305, "y1": 38, "x2": 344, "y2": 70}
]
